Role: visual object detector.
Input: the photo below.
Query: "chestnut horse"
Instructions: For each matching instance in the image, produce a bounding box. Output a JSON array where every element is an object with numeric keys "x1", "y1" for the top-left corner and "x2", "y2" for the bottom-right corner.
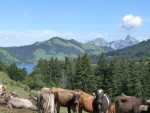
[
  {"x1": 44, "y1": 87, "x2": 80, "y2": 113},
  {"x1": 78, "y1": 90, "x2": 94, "y2": 113}
]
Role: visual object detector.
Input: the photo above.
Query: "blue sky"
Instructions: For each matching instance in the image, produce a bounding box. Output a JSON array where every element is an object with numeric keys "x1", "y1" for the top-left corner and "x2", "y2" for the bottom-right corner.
[{"x1": 0, "y1": 0, "x2": 150, "y2": 46}]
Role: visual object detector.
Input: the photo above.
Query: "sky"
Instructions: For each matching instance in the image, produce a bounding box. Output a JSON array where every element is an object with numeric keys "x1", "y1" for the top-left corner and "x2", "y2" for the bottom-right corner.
[{"x1": 0, "y1": 0, "x2": 150, "y2": 47}]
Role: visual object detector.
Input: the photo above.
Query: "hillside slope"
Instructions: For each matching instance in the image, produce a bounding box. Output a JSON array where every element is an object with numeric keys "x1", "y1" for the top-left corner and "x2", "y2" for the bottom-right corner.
[
  {"x1": 0, "y1": 71, "x2": 30, "y2": 97},
  {"x1": 0, "y1": 37, "x2": 111, "y2": 63}
]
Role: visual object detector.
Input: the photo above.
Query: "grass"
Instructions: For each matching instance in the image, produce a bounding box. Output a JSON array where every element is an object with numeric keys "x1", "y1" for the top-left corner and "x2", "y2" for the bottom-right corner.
[
  {"x1": 0, "y1": 106, "x2": 70, "y2": 113},
  {"x1": 0, "y1": 71, "x2": 30, "y2": 97},
  {"x1": 0, "y1": 105, "x2": 37, "y2": 113}
]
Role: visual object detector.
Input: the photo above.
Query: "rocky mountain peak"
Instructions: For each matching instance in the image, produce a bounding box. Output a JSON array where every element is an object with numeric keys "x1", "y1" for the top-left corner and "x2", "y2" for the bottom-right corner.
[{"x1": 87, "y1": 37, "x2": 108, "y2": 47}]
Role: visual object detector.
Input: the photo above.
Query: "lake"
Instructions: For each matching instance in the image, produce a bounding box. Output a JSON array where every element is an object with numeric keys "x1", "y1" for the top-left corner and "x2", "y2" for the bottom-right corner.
[{"x1": 17, "y1": 63, "x2": 35, "y2": 74}]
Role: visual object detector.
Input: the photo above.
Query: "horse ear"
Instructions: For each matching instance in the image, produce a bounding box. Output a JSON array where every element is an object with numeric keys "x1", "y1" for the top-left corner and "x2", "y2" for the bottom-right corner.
[
  {"x1": 120, "y1": 97, "x2": 128, "y2": 102},
  {"x1": 121, "y1": 93, "x2": 126, "y2": 96},
  {"x1": 31, "y1": 96, "x2": 37, "y2": 101},
  {"x1": 10, "y1": 91, "x2": 18, "y2": 97},
  {"x1": 139, "y1": 105, "x2": 148, "y2": 111},
  {"x1": 92, "y1": 92, "x2": 96, "y2": 97},
  {"x1": 146, "y1": 99, "x2": 150, "y2": 103}
]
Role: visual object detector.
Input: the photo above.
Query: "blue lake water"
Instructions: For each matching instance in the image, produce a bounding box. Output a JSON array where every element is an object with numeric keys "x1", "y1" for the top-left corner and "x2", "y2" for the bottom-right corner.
[{"x1": 17, "y1": 63, "x2": 35, "y2": 74}]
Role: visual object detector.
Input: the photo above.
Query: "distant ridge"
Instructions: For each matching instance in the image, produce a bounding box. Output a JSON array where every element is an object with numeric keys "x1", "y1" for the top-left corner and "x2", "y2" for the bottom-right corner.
[
  {"x1": 0, "y1": 37, "x2": 111, "y2": 63},
  {"x1": 0, "y1": 35, "x2": 141, "y2": 64},
  {"x1": 107, "y1": 39, "x2": 150, "y2": 58},
  {"x1": 86, "y1": 35, "x2": 139, "y2": 50},
  {"x1": 86, "y1": 37, "x2": 108, "y2": 47},
  {"x1": 109, "y1": 35, "x2": 139, "y2": 50}
]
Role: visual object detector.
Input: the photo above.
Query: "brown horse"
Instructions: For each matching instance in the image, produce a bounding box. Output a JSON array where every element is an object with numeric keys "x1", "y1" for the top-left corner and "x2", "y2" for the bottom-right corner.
[
  {"x1": 50, "y1": 87, "x2": 80, "y2": 113},
  {"x1": 78, "y1": 90, "x2": 94, "y2": 113},
  {"x1": 114, "y1": 95, "x2": 150, "y2": 113}
]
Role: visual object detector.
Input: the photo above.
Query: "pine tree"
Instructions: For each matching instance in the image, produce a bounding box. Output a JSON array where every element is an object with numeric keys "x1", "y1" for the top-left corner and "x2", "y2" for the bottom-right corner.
[
  {"x1": 71, "y1": 56, "x2": 82, "y2": 89},
  {"x1": 127, "y1": 61, "x2": 144, "y2": 97},
  {"x1": 95, "y1": 54, "x2": 112, "y2": 93},
  {"x1": 110, "y1": 58, "x2": 129, "y2": 96},
  {"x1": 7, "y1": 63, "x2": 26, "y2": 81},
  {"x1": 64, "y1": 57, "x2": 75, "y2": 88},
  {"x1": 49, "y1": 58, "x2": 62, "y2": 86},
  {"x1": 72, "y1": 54, "x2": 96, "y2": 92},
  {"x1": 141, "y1": 61, "x2": 150, "y2": 98}
]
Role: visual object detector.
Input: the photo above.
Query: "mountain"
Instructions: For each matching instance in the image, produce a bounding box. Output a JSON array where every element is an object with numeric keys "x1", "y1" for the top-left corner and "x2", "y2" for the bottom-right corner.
[
  {"x1": 0, "y1": 48, "x2": 19, "y2": 64},
  {"x1": 0, "y1": 37, "x2": 111, "y2": 64},
  {"x1": 86, "y1": 37, "x2": 108, "y2": 47},
  {"x1": 86, "y1": 35, "x2": 139, "y2": 50},
  {"x1": 109, "y1": 35, "x2": 139, "y2": 50},
  {"x1": 0, "y1": 35, "x2": 141, "y2": 64},
  {"x1": 107, "y1": 39, "x2": 150, "y2": 59}
]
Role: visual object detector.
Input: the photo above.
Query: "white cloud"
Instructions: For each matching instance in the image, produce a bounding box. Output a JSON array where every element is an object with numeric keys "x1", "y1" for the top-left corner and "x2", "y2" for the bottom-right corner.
[{"x1": 121, "y1": 14, "x2": 143, "y2": 30}]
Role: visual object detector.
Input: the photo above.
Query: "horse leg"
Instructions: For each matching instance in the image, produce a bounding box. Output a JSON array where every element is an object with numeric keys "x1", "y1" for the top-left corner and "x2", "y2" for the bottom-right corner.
[
  {"x1": 68, "y1": 106, "x2": 71, "y2": 113},
  {"x1": 56, "y1": 103, "x2": 60, "y2": 113},
  {"x1": 7, "y1": 103, "x2": 13, "y2": 109},
  {"x1": 54, "y1": 100, "x2": 58, "y2": 113},
  {"x1": 54, "y1": 104, "x2": 57, "y2": 113},
  {"x1": 79, "y1": 107, "x2": 82, "y2": 113}
]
